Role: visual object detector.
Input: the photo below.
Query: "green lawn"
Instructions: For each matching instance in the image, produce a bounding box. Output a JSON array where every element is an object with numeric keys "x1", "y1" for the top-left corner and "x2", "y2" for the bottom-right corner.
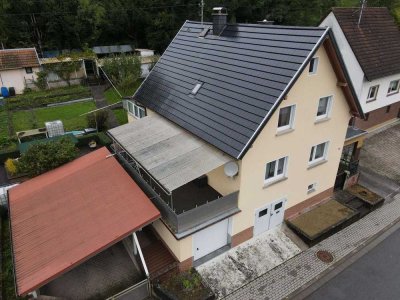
[
  {"x1": 104, "y1": 80, "x2": 143, "y2": 106},
  {"x1": 113, "y1": 108, "x2": 128, "y2": 125},
  {"x1": 0, "y1": 108, "x2": 9, "y2": 140},
  {"x1": 12, "y1": 101, "x2": 97, "y2": 133}
]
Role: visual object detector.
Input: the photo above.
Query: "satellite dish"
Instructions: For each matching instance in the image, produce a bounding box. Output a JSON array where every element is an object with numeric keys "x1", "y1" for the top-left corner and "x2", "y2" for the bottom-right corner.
[{"x1": 224, "y1": 161, "x2": 239, "y2": 177}]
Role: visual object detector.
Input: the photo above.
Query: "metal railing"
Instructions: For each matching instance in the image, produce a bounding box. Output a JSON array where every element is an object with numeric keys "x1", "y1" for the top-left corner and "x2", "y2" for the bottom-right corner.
[
  {"x1": 113, "y1": 143, "x2": 239, "y2": 234},
  {"x1": 106, "y1": 279, "x2": 149, "y2": 300}
]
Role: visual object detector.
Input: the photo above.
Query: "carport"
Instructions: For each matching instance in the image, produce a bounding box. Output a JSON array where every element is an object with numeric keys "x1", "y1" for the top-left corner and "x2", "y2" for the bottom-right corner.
[{"x1": 8, "y1": 147, "x2": 160, "y2": 299}]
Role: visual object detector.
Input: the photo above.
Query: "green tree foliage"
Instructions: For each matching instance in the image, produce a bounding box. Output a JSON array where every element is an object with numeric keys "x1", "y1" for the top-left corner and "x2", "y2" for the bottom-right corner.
[
  {"x1": 18, "y1": 137, "x2": 78, "y2": 177},
  {"x1": 102, "y1": 54, "x2": 141, "y2": 92},
  {"x1": 86, "y1": 110, "x2": 109, "y2": 131},
  {"x1": 0, "y1": 0, "x2": 399, "y2": 52}
]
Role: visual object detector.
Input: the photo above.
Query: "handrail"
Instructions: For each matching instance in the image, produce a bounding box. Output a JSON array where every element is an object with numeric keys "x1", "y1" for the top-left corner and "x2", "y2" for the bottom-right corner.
[
  {"x1": 133, "y1": 232, "x2": 149, "y2": 277},
  {"x1": 105, "y1": 278, "x2": 149, "y2": 300}
]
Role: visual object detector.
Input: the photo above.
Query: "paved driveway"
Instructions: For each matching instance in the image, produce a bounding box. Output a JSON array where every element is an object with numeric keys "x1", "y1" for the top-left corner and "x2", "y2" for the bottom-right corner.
[
  {"x1": 196, "y1": 228, "x2": 301, "y2": 299},
  {"x1": 360, "y1": 123, "x2": 400, "y2": 182}
]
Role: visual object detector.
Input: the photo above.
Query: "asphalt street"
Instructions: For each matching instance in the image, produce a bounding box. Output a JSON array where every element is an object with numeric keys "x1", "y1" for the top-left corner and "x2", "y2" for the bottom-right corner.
[{"x1": 307, "y1": 226, "x2": 400, "y2": 300}]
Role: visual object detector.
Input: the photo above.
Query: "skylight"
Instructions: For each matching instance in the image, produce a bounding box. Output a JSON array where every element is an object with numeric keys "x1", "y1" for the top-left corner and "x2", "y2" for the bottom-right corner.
[{"x1": 191, "y1": 82, "x2": 203, "y2": 95}]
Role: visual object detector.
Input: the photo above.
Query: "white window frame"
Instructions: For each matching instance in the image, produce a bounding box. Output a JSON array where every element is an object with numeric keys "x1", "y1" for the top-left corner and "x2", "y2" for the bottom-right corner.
[
  {"x1": 277, "y1": 104, "x2": 296, "y2": 132},
  {"x1": 309, "y1": 57, "x2": 319, "y2": 75},
  {"x1": 387, "y1": 80, "x2": 400, "y2": 95},
  {"x1": 367, "y1": 85, "x2": 379, "y2": 102},
  {"x1": 127, "y1": 100, "x2": 146, "y2": 119},
  {"x1": 264, "y1": 156, "x2": 288, "y2": 185},
  {"x1": 316, "y1": 95, "x2": 333, "y2": 121},
  {"x1": 309, "y1": 141, "x2": 329, "y2": 166}
]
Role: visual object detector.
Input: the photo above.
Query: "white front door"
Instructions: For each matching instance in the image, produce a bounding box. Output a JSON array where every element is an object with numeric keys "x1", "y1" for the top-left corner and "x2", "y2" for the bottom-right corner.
[
  {"x1": 269, "y1": 198, "x2": 287, "y2": 229},
  {"x1": 254, "y1": 204, "x2": 271, "y2": 236},
  {"x1": 193, "y1": 218, "x2": 229, "y2": 261}
]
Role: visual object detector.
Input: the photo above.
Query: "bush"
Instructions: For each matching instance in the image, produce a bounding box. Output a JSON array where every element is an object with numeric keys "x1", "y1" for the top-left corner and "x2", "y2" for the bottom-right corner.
[
  {"x1": 86, "y1": 110, "x2": 108, "y2": 131},
  {"x1": 0, "y1": 148, "x2": 20, "y2": 164},
  {"x1": 97, "y1": 132, "x2": 112, "y2": 146},
  {"x1": 4, "y1": 158, "x2": 18, "y2": 175},
  {"x1": 76, "y1": 132, "x2": 112, "y2": 147},
  {"x1": 18, "y1": 137, "x2": 78, "y2": 177}
]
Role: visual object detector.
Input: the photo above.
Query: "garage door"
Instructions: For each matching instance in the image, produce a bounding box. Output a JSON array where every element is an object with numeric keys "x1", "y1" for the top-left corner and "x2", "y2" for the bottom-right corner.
[{"x1": 193, "y1": 219, "x2": 229, "y2": 261}]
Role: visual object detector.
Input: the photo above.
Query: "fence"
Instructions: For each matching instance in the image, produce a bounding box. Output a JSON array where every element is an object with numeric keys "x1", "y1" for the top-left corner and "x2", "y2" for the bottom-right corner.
[{"x1": 106, "y1": 279, "x2": 150, "y2": 300}]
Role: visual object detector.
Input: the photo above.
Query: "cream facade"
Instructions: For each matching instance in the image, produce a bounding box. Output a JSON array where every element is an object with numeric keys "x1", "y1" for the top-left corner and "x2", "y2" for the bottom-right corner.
[{"x1": 0, "y1": 67, "x2": 40, "y2": 94}]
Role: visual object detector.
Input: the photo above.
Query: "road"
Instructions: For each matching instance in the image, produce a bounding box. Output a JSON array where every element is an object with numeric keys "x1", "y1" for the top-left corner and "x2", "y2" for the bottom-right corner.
[{"x1": 306, "y1": 225, "x2": 400, "y2": 300}]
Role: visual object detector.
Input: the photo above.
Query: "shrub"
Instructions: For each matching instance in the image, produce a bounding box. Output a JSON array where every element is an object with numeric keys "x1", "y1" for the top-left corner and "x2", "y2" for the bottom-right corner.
[
  {"x1": 35, "y1": 70, "x2": 49, "y2": 90},
  {"x1": 18, "y1": 137, "x2": 78, "y2": 177},
  {"x1": 86, "y1": 110, "x2": 108, "y2": 131},
  {"x1": 4, "y1": 158, "x2": 18, "y2": 176}
]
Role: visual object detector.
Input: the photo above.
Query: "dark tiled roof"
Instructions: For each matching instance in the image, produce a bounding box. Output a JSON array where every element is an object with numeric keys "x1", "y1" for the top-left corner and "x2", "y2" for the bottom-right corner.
[
  {"x1": 134, "y1": 21, "x2": 328, "y2": 158},
  {"x1": 332, "y1": 7, "x2": 400, "y2": 80},
  {"x1": 0, "y1": 48, "x2": 40, "y2": 71}
]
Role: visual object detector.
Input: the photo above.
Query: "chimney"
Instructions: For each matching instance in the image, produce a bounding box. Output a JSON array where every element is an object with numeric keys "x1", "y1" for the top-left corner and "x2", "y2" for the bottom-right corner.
[{"x1": 212, "y1": 7, "x2": 227, "y2": 36}]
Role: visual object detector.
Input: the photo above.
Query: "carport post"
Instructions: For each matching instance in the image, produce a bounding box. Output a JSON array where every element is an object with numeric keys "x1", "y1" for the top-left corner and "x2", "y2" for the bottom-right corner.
[
  {"x1": 133, "y1": 232, "x2": 149, "y2": 277},
  {"x1": 132, "y1": 233, "x2": 138, "y2": 255}
]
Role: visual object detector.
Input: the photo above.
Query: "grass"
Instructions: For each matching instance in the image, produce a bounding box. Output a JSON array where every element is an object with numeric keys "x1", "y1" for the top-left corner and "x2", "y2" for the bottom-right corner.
[
  {"x1": 113, "y1": 108, "x2": 128, "y2": 125},
  {"x1": 1, "y1": 217, "x2": 26, "y2": 300},
  {"x1": 0, "y1": 108, "x2": 9, "y2": 140},
  {"x1": 104, "y1": 80, "x2": 143, "y2": 106},
  {"x1": 12, "y1": 101, "x2": 97, "y2": 133}
]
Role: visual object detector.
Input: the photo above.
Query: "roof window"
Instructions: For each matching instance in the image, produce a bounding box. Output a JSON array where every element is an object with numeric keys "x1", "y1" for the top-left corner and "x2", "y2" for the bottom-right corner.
[{"x1": 191, "y1": 82, "x2": 203, "y2": 95}]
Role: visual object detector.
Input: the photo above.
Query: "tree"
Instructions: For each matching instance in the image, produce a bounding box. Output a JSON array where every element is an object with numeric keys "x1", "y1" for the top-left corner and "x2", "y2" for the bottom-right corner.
[
  {"x1": 86, "y1": 110, "x2": 109, "y2": 131},
  {"x1": 102, "y1": 54, "x2": 142, "y2": 93},
  {"x1": 18, "y1": 137, "x2": 78, "y2": 177}
]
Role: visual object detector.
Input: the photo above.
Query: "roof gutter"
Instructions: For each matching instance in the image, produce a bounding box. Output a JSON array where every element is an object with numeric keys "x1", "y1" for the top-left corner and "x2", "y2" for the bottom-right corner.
[{"x1": 237, "y1": 27, "x2": 330, "y2": 159}]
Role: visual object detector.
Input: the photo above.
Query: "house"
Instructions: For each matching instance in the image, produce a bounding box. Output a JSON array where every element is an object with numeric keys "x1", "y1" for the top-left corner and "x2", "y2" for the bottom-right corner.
[
  {"x1": 8, "y1": 147, "x2": 161, "y2": 298},
  {"x1": 0, "y1": 48, "x2": 40, "y2": 94},
  {"x1": 40, "y1": 57, "x2": 88, "y2": 88},
  {"x1": 109, "y1": 7, "x2": 363, "y2": 270},
  {"x1": 321, "y1": 7, "x2": 400, "y2": 131}
]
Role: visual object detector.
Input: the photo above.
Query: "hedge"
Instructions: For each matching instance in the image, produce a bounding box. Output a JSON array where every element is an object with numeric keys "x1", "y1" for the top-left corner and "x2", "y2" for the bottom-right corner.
[
  {"x1": 0, "y1": 148, "x2": 20, "y2": 164},
  {"x1": 76, "y1": 132, "x2": 112, "y2": 147}
]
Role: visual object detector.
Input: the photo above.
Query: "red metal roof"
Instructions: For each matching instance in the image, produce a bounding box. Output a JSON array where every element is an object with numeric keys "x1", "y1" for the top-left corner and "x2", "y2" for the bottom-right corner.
[{"x1": 8, "y1": 147, "x2": 160, "y2": 296}]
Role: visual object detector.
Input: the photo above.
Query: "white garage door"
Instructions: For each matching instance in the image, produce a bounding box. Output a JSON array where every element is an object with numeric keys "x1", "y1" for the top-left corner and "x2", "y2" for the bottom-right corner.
[{"x1": 193, "y1": 219, "x2": 229, "y2": 261}]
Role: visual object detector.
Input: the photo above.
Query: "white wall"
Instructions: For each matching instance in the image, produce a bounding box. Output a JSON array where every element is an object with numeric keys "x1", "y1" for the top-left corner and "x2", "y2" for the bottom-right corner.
[
  {"x1": 0, "y1": 67, "x2": 40, "y2": 94},
  {"x1": 321, "y1": 12, "x2": 400, "y2": 113}
]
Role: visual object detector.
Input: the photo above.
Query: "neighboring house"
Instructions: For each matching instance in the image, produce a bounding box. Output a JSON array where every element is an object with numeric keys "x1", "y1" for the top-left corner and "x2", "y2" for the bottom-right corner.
[
  {"x1": 321, "y1": 7, "x2": 400, "y2": 130},
  {"x1": 109, "y1": 8, "x2": 363, "y2": 270},
  {"x1": 0, "y1": 48, "x2": 40, "y2": 94},
  {"x1": 40, "y1": 57, "x2": 88, "y2": 88}
]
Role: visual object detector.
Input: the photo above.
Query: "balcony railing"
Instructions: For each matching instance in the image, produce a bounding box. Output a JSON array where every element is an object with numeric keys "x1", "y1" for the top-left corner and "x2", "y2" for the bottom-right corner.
[{"x1": 114, "y1": 147, "x2": 239, "y2": 235}]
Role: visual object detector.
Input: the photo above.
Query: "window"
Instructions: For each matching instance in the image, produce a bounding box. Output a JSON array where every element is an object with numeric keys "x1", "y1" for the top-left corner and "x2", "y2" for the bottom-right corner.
[
  {"x1": 309, "y1": 57, "x2": 319, "y2": 74},
  {"x1": 309, "y1": 142, "x2": 329, "y2": 165},
  {"x1": 191, "y1": 82, "x2": 203, "y2": 95},
  {"x1": 386, "y1": 105, "x2": 391, "y2": 113},
  {"x1": 307, "y1": 183, "x2": 317, "y2": 193},
  {"x1": 265, "y1": 156, "x2": 288, "y2": 184},
  {"x1": 258, "y1": 208, "x2": 269, "y2": 217},
  {"x1": 387, "y1": 80, "x2": 400, "y2": 95},
  {"x1": 25, "y1": 67, "x2": 33, "y2": 74},
  {"x1": 367, "y1": 85, "x2": 379, "y2": 102},
  {"x1": 316, "y1": 96, "x2": 332, "y2": 120},
  {"x1": 127, "y1": 101, "x2": 146, "y2": 119},
  {"x1": 277, "y1": 105, "x2": 295, "y2": 131}
]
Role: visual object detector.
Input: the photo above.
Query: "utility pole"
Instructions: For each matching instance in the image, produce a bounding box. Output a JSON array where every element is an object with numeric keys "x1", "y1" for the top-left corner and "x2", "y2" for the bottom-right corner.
[
  {"x1": 200, "y1": 0, "x2": 205, "y2": 24},
  {"x1": 358, "y1": 0, "x2": 367, "y2": 27}
]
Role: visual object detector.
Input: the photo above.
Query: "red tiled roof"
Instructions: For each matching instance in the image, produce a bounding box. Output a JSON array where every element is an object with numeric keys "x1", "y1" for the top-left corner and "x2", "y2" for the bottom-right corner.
[
  {"x1": 0, "y1": 48, "x2": 40, "y2": 71},
  {"x1": 332, "y1": 7, "x2": 400, "y2": 80},
  {"x1": 8, "y1": 147, "x2": 160, "y2": 296}
]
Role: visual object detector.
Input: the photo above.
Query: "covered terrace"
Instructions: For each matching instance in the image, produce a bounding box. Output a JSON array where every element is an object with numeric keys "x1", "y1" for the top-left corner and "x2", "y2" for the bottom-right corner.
[{"x1": 108, "y1": 115, "x2": 240, "y2": 236}]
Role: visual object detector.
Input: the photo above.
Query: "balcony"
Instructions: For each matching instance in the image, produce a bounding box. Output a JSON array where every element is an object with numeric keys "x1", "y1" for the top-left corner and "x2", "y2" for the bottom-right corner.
[{"x1": 116, "y1": 150, "x2": 239, "y2": 236}]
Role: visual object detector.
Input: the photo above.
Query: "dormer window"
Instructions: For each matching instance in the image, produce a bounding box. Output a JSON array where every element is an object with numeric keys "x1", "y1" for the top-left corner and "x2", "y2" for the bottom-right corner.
[
  {"x1": 367, "y1": 85, "x2": 379, "y2": 102},
  {"x1": 309, "y1": 57, "x2": 319, "y2": 75},
  {"x1": 191, "y1": 82, "x2": 203, "y2": 95}
]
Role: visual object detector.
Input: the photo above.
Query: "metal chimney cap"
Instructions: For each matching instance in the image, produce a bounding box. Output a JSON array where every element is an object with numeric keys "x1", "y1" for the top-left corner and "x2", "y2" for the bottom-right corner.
[{"x1": 212, "y1": 7, "x2": 227, "y2": 15}]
